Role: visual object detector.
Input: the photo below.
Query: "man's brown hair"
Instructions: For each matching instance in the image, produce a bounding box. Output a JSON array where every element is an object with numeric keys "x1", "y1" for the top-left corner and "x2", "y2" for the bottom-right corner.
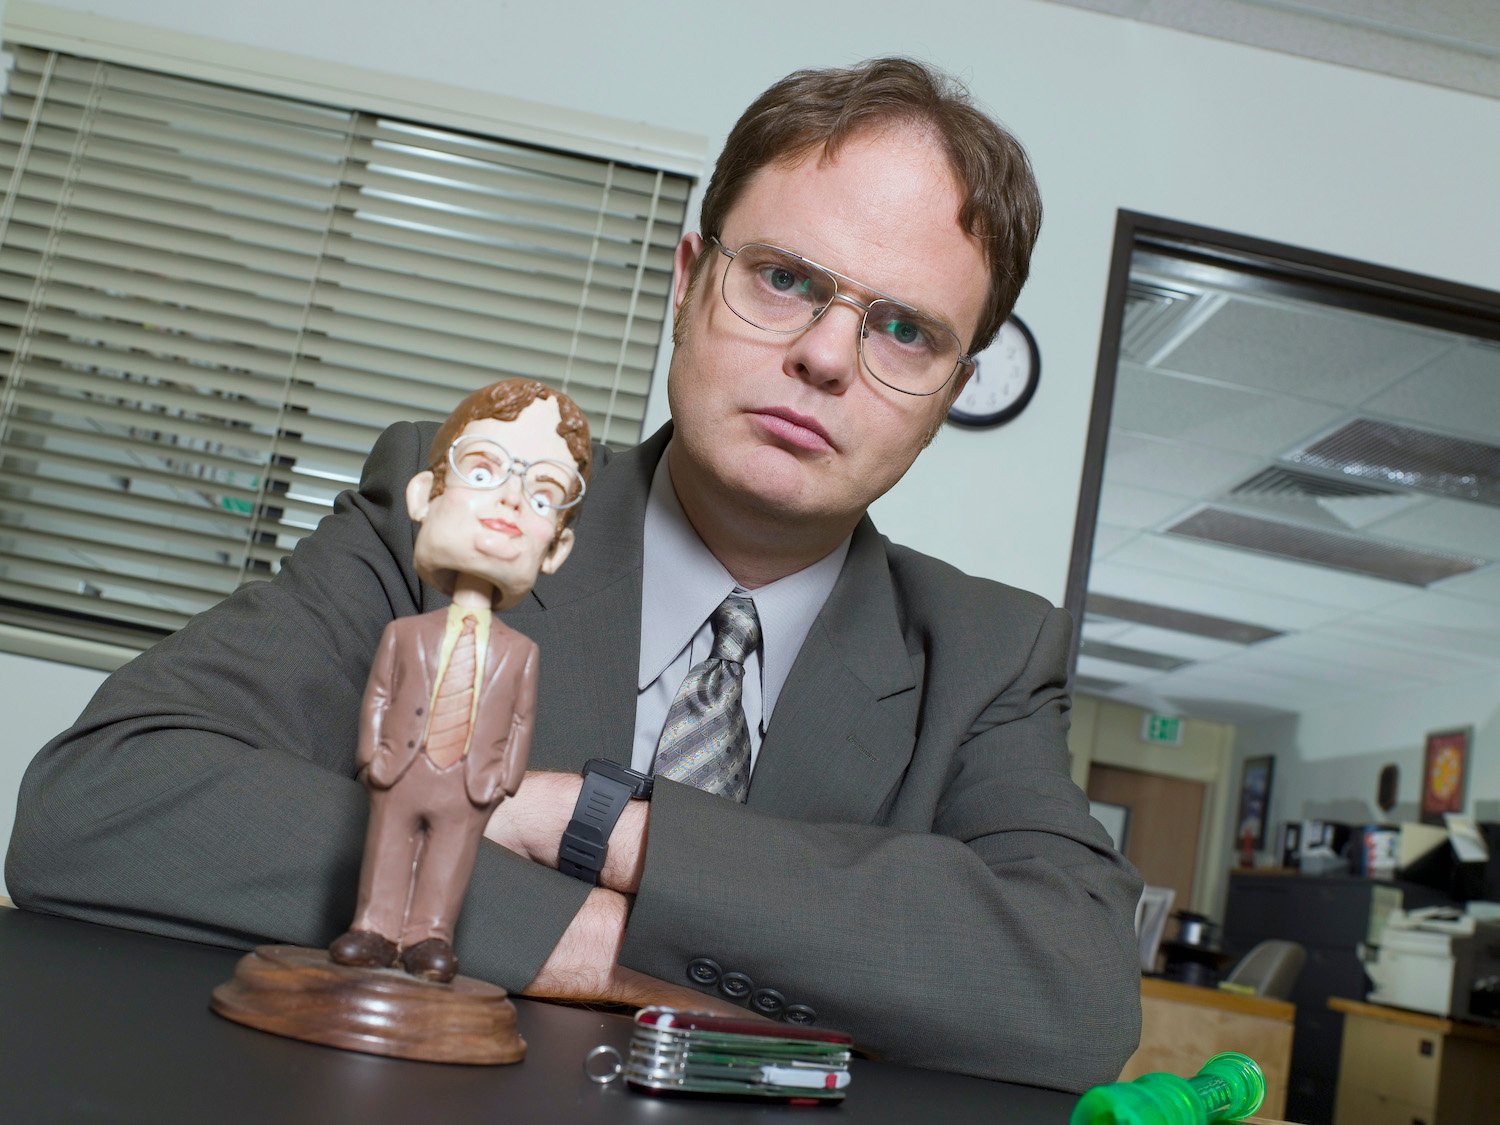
[
  {"x1": 427, "y1": 378, "x2": 592, "y2": 526},
  {"x1": 695, "y1": 56, "x2": 1042, "y2": 356}
]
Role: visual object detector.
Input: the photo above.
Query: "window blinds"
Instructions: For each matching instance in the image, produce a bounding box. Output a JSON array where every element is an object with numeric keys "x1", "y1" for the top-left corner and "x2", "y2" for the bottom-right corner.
[{"x1": 0, "y1": 46, "x2": 689, "y2": 645}]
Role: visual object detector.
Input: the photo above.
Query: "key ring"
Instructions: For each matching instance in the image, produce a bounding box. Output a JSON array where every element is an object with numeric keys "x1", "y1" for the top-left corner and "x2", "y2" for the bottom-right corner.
[{"x1": 584, "y1": 1043, "x2": 623, "y2": 1085}]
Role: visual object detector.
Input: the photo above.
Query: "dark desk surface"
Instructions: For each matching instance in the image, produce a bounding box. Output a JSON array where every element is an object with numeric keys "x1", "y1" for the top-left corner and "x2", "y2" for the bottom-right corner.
[{"x1": 0, "y1": 907, "x2": 1078, "y2": 1124}]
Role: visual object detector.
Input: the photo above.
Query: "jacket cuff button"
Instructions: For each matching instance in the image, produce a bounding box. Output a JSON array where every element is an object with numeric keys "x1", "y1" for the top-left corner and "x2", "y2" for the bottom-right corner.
[
  {"x1": 783, "y1": 1004, "x2": 817, "y2": 1025},
  {"x1": 686, "y1": 957, "x2": 721, "y2": 986},
  {"x1": 718, "y1": 971, "x2": 753, "y2": 1001},
  {"x1": 750, "y1": 987, "x2": 785, "y2": 1016}
]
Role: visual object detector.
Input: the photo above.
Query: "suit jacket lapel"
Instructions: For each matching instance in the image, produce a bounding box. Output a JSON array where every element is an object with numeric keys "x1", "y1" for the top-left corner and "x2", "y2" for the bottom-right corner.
[
  {"x1": 500, "y1": 425, "x2": 670, "y2": 774},
  {"x1": 748, "y1": 518, "x2": 920, "y2": 823}
]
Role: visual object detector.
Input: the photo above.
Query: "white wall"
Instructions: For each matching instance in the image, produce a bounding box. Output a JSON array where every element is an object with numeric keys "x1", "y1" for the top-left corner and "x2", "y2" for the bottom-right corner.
[
  {"x1": 1241, "y1": 669, "x2": 1500, "y2": 832},
  {"x1": 5, "y1": 0, "x2": 1500, "y2": 877}
]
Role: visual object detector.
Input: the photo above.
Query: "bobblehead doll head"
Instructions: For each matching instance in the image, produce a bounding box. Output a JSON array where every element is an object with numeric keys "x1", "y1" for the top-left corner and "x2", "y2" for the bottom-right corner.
[{"x1": 406, "y1": 380, "x2": 591, "y2": 611}]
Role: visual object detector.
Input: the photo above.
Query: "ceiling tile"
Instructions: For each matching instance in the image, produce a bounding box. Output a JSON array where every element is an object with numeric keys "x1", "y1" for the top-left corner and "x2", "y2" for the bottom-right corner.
[
  {"x1": 1102, "y1": 432, "x2": 1266, "y2": 499},
  {"x1": 1370, "y1": 592, "x2": 1500, "y2": 634},
  {"x1": 1097, "y1": 479, "x2": 1196, "y2": 530},
  {"x1": 1088, "y1": 560, "x2": 1349, "y2": 630},
  {"x1": 1075, "y1": 654, "x2": 1165, "y2": 685},
  {"x1": 1110, "y1": 623, "x2": 1248, "y2": 662},
  {"x1": 1248, "y1": 631, "x2": 1457, "y2": 685},
  {"x1": 1435, "y1": 563, "x2": 1500, "y2": 606},
  {"x1": 1090, "y1": 522, "x2": 1139, "y2": 562},
  {"x1": 1113, "y1": 363, "x2": 1343, "y2": 458},
  {"x1": 1081, "y1": 619, "x2": 1134, "y2": 643},
  {"x1": 1364, "y1": 496, "x2": 1500, "y2": 561},
  {"x1": 1157, "y1": 296, "x2": 1455, "y2": 407},
  {"x1": 1110, "y1": 532, "x2": 1415, "y2": 610},
  {"x1": 1363, "y1": 341, "x2": 1500, "y2": 445}
]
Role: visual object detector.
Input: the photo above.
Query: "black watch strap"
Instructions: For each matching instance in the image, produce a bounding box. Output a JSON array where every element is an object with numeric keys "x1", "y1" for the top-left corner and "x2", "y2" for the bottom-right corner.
[{"x1": 558, "y1": 758, "x2": 654, "y2": 884}]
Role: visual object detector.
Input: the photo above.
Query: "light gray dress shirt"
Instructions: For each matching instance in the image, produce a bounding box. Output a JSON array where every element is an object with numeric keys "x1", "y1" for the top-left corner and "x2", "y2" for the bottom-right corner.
[{"x1": 632, "y1": 444, "x2": 849, "y2": 777}]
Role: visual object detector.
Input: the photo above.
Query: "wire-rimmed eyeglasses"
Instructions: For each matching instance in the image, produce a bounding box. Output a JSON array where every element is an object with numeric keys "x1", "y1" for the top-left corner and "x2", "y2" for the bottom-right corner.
[
  {"x1": 446, "y1": 435, "x2": 586, "y2": 515},
  {"x1": 711, "y1": 238, "x2": 972, "y2": 397}
]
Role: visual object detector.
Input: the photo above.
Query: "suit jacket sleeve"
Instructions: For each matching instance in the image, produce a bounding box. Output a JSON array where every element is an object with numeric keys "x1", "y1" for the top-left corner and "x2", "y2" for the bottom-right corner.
[
  {"x1": 4, "y1": 421, "x2": 590, "y2": 987},
  {"x1": 617, "y1": 593, "x2": 1142, "y2": 1093}
]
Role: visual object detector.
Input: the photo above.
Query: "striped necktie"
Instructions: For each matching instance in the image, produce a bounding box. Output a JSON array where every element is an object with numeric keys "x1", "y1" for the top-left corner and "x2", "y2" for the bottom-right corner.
[
  {"x1": 653, "y1": 595, "x2": 761, "y2": 802},
  {"x1": 424, "y1": 615, "x2": 478, "y2": 769}
]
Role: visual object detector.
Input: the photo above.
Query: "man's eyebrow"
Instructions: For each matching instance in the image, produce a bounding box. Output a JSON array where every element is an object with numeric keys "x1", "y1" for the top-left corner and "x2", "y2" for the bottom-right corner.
[{"x1": 748, "y1": 237, "x2": 961, "y2": 335}]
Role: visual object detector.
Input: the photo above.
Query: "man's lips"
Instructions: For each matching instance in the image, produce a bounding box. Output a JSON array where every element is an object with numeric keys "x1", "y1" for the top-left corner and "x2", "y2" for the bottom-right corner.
[
  {"x1": 479, "y1": 517, "x2": 523, "y2": 538},
  {"x1": 750, "y1": 407, "x2": 836, "y2": 453}
]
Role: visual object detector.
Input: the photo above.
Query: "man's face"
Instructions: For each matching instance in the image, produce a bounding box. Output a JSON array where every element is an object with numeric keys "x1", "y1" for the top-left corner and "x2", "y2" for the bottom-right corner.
[
  {"x1": 407, "y1": 398, "x2": 578, "y2": 610},
  {"x1": 666, "y1": 125, "x2": 989, "y2": 536}
]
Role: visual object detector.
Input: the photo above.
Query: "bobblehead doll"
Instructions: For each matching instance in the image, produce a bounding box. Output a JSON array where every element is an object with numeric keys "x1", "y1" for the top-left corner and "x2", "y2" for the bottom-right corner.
[{"x1": 328, "y1": 379, "x2": 590, "y2": 983}]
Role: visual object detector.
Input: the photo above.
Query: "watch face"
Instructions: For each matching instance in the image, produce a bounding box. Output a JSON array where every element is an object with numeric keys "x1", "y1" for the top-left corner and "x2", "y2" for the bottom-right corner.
[{"x1": 947, "y1": 315, "x2": 1040, "y2": 428}]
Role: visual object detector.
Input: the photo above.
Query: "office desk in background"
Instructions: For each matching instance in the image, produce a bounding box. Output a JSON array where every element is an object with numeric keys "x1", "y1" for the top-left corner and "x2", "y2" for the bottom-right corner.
[
  {"x1": 0, "y1": 907, "x2": 1084, "y2": 1124},
  {"x1": 1128, "y1": 977, "x2": 1294, "y2": 1120}
]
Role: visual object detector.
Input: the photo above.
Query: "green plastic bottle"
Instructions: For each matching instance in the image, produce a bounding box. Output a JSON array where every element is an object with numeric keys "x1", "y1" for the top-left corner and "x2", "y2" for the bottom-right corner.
[{"x1": 1069, "y1": 1052, "x2": 1266, "y2": 1125}]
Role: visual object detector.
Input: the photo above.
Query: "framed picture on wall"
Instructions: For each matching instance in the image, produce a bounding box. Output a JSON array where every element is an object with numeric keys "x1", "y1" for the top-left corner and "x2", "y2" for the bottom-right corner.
[
  {"x1": 1421, "y1": 727, "x2": 1472, "y2": 825},
  {"x1": 1236, "y1": 755, "x2": 1275, "y2": 850}
]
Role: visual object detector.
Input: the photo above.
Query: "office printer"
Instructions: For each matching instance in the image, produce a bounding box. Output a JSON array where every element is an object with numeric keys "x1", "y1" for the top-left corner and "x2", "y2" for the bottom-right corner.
[{"x1": 1366, "y1": 906, "x2": 1500, "y2": 1024}]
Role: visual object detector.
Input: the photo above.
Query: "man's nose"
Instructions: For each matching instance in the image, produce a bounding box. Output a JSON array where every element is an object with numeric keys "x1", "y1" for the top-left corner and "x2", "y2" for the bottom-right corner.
[{"x1": 784, "y1": 297, "x2": 862, "y2": 393}]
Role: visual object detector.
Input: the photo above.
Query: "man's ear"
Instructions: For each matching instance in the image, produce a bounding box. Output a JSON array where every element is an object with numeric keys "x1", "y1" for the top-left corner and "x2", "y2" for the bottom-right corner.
[
  {"x1": 672, "y1": 232, "x2": 707, "y2": 315},
  {"x1": 539, "y1": 526, "x2": 575, "y2": 576},
  {"x1": 946, "y1": 358, "x2": 976, "y2": 407},
  {"x1": 405, "y1": 470, "x2": 435, "y2": 523}
]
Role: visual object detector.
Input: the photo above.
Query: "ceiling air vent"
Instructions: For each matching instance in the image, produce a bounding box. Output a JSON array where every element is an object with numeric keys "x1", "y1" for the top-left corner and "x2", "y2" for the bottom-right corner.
[
  {"x1": 1120, "y1": 281, "x2": 1211, "y2": 365},
  {"x1": 1231, "y1": 466, "x2": 1393, "y2": 500},
  {"x1": 1077, "y1": 640, "x2": 1189, "y2": 672},
  {"x1": 1227, "y1": 465, "x2": 1417, "y2": 531},
  {"x1": 1165, "y1": 507, "x2": 1486, "y2": 586},
  {"x1": 1285, "y1": 418, "x2": 1500, "y2": 508},
  {"x1": 1086, "y1": 593, "x2": 1282, "y2": 645},
  {"x1": 1075, "y1": 674, "x2": 1125, "y2": 694}
]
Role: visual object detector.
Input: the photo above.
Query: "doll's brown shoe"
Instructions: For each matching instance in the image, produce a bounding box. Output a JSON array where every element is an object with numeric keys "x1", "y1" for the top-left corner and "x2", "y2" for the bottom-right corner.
[
  {"x1": 329, "y1": 928, "x2": 399, "y2": 968},
  {"x1": 401, "y1": 937, "x2": 458, "y2": 982}
]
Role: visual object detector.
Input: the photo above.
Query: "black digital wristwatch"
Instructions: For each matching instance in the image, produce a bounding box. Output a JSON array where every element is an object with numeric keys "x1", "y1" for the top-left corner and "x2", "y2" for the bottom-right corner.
[{"x1": 558, "y1": 758, "x2": 654, "y2": 884}]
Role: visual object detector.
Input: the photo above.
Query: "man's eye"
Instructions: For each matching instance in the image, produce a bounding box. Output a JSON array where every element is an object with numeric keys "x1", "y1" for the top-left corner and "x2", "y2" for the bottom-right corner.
[
  {"x1": 466, "y1": 463, "x2": 498, "y2": 485},
  {"x1": 764, "y1": 265, "x2": 810, "y2": 295},
  {"x1": 881, "y1": 317, "x2": 932, "y2": 350},
  {"x1": 528, "y1": 493, "x2": 554, "y2": 515}
]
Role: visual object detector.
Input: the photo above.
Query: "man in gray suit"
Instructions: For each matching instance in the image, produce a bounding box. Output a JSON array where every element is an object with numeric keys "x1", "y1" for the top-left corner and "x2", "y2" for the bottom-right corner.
[{"x1": 7, "y1": 58, "x2": 1141, "y2": 1090}]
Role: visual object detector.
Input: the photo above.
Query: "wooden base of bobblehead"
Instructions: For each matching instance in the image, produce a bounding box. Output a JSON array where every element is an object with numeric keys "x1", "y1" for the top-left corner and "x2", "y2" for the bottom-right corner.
[
  {"x1": 212, "y1": 946, "x2": 525, "y2": 1064},
  {"x1": 210, "y1": 380, "x2": 591, "y2": 1065}
]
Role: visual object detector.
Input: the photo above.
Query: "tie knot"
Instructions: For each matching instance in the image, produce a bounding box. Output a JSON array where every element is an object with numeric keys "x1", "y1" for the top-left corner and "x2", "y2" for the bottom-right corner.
[{"x1": 710, "y1": 594, "x2": 759, "y2": 666}]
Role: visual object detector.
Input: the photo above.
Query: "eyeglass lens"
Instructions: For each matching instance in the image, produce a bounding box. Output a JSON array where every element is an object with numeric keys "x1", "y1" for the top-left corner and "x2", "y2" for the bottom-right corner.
[
  {"x1": 721, "y1": 243, "x2": 961, "y2": 394},
  {"x1": 448, "y1": 438, "x2": 580, "y2": 512}
]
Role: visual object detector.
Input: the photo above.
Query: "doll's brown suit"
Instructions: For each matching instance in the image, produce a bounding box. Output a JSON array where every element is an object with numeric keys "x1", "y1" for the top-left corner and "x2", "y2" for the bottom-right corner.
[{"x1": 348, "y1": 607, "x2": 536, "y2": 950}]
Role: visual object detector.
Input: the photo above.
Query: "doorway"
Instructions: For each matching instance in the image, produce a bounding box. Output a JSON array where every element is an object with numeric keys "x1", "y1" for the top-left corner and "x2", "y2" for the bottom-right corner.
[{"x1": 1087, "y1": 763, "x2": 1204, "y2": 910}]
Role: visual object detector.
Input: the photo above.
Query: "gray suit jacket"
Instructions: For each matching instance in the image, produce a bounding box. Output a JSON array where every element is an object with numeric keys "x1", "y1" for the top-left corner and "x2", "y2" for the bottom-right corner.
[{"x1": 7, "y1": 421, "x2": 1141, "y2": 1090}]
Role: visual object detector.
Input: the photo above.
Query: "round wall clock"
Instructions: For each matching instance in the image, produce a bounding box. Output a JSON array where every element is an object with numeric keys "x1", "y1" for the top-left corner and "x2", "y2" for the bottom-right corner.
[{"x1": 947, "y1": 314, "x2": 1040, "y2": 428}]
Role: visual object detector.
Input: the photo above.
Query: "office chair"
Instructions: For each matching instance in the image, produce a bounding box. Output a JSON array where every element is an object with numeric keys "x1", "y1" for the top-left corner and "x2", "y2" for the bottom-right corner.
[{"x1": 1221, "y1": 939, "x2": 1306, "y2": 1000}]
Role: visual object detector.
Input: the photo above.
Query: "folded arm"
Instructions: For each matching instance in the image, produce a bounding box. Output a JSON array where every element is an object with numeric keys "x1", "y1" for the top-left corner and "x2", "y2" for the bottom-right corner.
[{"x1": 489, "y1": 606, "x2": 1142, "y2": 1090}]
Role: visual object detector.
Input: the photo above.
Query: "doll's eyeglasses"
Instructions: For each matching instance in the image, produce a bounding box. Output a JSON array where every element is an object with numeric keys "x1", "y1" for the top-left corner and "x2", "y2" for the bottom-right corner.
[{"x1": 446, "y1": 435, "x2": 586, "y2": 515}]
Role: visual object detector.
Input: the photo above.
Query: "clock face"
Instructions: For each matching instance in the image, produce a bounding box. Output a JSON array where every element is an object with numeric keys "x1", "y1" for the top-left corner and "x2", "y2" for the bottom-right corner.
[{"x1": 947, "y1": 314, "x2": 1040, "y2": 428}]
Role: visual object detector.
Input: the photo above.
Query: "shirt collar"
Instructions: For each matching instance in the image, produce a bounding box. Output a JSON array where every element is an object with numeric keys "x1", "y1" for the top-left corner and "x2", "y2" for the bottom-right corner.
[{"x1": 639, "y1": 442, "x2": 849, "y2": 721}]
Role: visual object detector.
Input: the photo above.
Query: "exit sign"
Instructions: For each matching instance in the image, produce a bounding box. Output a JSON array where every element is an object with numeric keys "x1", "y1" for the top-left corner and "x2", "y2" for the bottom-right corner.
[{"x1": 1141, "y1": 714, "x2": 1183, "y2": 746}]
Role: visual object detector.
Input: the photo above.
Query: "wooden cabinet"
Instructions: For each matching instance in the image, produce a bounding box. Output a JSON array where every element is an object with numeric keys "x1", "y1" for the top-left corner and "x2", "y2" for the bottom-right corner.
[
  {"x1": 1222, "y1": 872, "x2": 1451, "y2": 1125},
  {"x1": 1126, "y1": 977, "x2": 1294, "y2": 1120},
  {"x1": 1330, "y1": 997, "x2": 1500, "y2": 1125}
]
